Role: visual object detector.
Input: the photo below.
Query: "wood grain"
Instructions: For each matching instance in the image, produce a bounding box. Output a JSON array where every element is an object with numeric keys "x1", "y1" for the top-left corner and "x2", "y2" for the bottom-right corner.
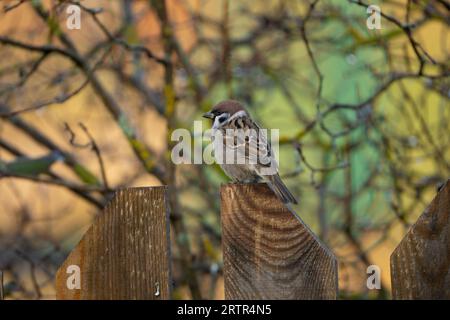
[
  {"x1": 55, "y1": 187, "x2": 171, "y2": 300},
  {"x1": 0, "y1": 270, "x2": 3, "y2": 300},
  {"x1": 221, "y1": 183, "x2": 338, "y2": 299},
  {"x1": 391, "y1": 179, "x2": 450, "y2": 299}
]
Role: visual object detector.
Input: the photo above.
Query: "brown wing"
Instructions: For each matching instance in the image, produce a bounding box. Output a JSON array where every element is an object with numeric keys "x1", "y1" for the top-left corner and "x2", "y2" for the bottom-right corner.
[{"x1": 221, "y1": 115, "x2": 277, "y2": 170}]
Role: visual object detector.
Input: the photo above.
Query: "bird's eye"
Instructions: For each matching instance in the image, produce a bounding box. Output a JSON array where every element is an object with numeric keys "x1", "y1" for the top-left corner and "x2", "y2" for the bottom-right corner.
[{"x1": 217, "y1": 113, "x2": 229, "y2": 123}]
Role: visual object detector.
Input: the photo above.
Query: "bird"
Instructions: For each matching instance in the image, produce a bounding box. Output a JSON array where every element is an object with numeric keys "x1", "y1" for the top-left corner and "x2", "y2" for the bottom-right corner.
[{"x1": 203, "y1": 100, "x2": 298, "y2": 204}]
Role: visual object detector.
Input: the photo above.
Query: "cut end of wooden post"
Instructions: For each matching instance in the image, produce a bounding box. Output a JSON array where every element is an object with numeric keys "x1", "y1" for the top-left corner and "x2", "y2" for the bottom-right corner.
[
  {"x1": 391, "y1": 179, "x2": 450, "y2": 299},
  {"x1": 55, "y1": 186, "x2": 171, "y2": 300},
  {"x1": 220, "y1": 183, "x2": 338, "y2": 300}
]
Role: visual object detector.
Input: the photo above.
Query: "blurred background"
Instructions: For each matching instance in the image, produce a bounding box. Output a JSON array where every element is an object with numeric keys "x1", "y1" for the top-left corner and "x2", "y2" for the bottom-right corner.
[{"x1": 0, "y1": 0, "x2": 448, "y2": 299}]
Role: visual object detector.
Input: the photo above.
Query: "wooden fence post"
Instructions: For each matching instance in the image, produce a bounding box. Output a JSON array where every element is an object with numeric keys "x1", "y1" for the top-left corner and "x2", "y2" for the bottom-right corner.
[
  {"x1": 221, "y1": 183, "x2": 338, "y2": 299},
  {"x1": 0, "y1": 270, "x2": 4, "y2": 300},
  {"x1": 55, "y1": 187, "x2": 171, "y2": 300},
  {"x1": 391, "y1": 179, "x2": 450, "y2": 299}
]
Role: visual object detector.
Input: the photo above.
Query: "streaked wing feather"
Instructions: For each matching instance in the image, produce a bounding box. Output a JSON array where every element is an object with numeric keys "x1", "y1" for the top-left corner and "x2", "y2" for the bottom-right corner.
[{"x1": 222, "y1": 115, "x2": 276, "y2": 169}]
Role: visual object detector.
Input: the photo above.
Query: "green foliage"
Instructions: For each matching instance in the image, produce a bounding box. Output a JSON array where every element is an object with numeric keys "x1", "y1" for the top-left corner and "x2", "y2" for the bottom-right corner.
[
  {"x1": 72, "y1": 163, "x2": 100, "y2": 186},
  {"x1": 1, "y1": 152, "x2": 62, "y2": 176}
]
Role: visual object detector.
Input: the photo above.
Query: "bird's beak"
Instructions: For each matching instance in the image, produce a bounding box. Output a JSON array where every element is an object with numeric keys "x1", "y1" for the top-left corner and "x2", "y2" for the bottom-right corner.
[{"x1": 202, "y1": 111, "x2": 214, "y2": 119}]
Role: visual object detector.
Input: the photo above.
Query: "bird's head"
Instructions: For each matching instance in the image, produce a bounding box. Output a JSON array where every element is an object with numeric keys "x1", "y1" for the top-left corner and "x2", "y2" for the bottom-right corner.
[{"x1": 202, "y1": 100, "x2": 247, "y2": 126}]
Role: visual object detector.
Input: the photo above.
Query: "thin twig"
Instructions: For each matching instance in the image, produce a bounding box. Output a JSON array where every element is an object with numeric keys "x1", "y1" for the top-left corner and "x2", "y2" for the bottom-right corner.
[
  {"x1": 13, "y1": 250, "x2": 42, "y2": 299},
  {"x1": 0, "y1": 44, "x2": 111, "y2": 118},
  {"x1": 64, "y1": 122, "x2": 110, "y2": 189},
  {"x1": 349, "y1": 0, "x2": 436, "y2": 75},
  {"x1": 3, "y1": 0, "x2": 26, "y2": 13},
  {"x1": 72, "y1": 1, "x2": 168, "y2": 66},
  {"x1": 0, "y1": 137, "x2": 105, "y2": 208},
  {"x1": 0, "y1": 78, "x2": 90, "y2": 118},
  {"x1": 0, "y1": 172, "x2": 110, "y2": 193}
]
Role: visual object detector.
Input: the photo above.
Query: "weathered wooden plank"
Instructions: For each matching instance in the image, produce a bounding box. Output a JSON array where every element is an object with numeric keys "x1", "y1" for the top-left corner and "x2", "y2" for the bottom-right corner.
[
  {"x1": 55, "y1": 187, "x2": 171, "y2": 300},
  {"x1": 0, "y1": 270, "x2": 4, "y2": 300},
  {"x1": 391, "y1": 179, "x2": 450, "y2": 299},
  {"x1": 221, "y1": 183, "x2": 338, "y2": 299}
]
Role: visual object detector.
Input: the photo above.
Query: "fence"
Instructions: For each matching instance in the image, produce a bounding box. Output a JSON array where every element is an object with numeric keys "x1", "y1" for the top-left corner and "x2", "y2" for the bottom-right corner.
[
  {"x1": 55, "y1": 187, "x2": 171, "y2": 299},
  {"x1": 34, "y1": 179, "x2": 450, "y2": 299},
  {"x1": 0, "y1": 270, "x2": 3, "y2": 300},
  {"x1": 391, "y1": 179, "x2": 450, "y2": 299}
]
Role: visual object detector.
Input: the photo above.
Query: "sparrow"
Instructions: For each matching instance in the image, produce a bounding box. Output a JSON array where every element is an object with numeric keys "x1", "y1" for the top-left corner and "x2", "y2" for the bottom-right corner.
[{"x1": 203, "y1": 100, "x2": 298, "y2": 204}]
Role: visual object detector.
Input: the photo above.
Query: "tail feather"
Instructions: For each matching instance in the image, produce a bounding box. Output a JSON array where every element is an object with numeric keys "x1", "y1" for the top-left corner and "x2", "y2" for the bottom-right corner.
[{"x1": 265, "y1": 174, "x2": 298, "y2": 204}]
